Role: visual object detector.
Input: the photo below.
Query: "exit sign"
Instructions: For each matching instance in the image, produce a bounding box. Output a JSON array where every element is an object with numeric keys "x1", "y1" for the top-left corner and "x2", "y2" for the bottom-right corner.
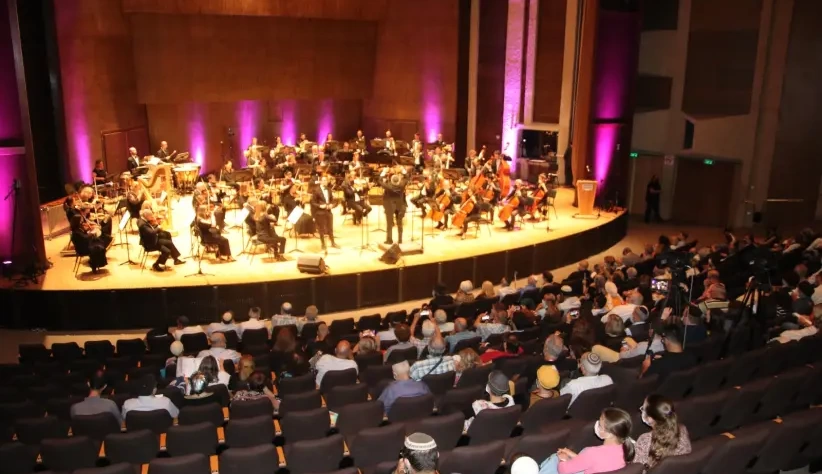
[
  {"x1": 630, "y1": 152, "x2": 638, "y2": 158},
  {"x1": 703, "y1": 159, "x2": 714, "y2": 165}
]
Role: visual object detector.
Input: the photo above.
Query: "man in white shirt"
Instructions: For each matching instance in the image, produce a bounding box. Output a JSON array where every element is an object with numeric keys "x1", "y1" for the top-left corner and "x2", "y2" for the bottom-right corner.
[
  {"x1": 206, "y1": 311, "x2": 239, "y2": 338},
  {"x1": 122, "y1": 374, "x2": 179, "y2": 420},
  {"x1": 601, "y1": 291, "x2": 643, "y2": 323},
  {"x1": 560, "y1": 352, "x2": 613, "y2": 405},
  {"x1": 473, "y1": 304, "x2": 511, "y2": 341},
  {"x1": 497, "y1": 278, "x2": 517, "y2": 298},
  {"x1": 238, "y1": 307, "x2": 269, "y2": 339},
  {"x1": 198, "y1": 332, "x2": 241, "y2": 366},
  {"x1": 173, "y1": 316, "x2": 205, "y2": 341},
  {"x1": 272, "y1": 302, "x2": 300, "y2": 327},
  {"x1": 315, "y1": 340, "x2": 358, "y2": 386},
  {"x1": 557, "y1": 286, "x2": 581, "y2": 313}
]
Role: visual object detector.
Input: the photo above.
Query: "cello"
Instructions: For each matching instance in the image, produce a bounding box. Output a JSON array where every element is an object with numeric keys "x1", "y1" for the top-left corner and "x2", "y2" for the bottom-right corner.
[
  {"x1": 427, "y1": 189, "x2": 451, "y2": 223},
  {"x1": 451, "y1": 194, "x2": 475, "y2": 229},
  {"x1": 498, "y1": 194, "x2": 519, "y2": 222}
]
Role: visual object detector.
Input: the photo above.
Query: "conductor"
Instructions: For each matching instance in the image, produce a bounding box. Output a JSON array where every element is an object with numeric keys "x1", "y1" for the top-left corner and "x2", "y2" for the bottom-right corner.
[{"x1": 379, "y1": 165, "x2": 409, "y2": 245}]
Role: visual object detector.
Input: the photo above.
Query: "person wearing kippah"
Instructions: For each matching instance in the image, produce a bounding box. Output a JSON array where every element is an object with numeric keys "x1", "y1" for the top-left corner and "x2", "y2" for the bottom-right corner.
[
  {"x1": 559, "y1": 352, "x2": 613, "y2": 405},
  {"x1": 530, "y1": 365, "x2": 561, "y2": 406},
  {"x1": 397, "y1": 432, "x2": 438, "y2": 474},
  {"x1": 464, "y1": 370, "x2": 515, "y2": 430}
]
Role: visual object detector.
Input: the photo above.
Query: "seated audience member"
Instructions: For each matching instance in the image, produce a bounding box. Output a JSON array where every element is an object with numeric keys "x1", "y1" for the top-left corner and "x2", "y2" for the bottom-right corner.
[
  {"x1": 560, "y1": 352, "x2": 613, "y2": 405},
  {"x1": 378, "y1": 361, "x2": 432, "y2": 414},
  {"x1": 232, "y1": 370, "x2": 279, "y2": 411},
  {"x1": 474, "y1": 304, "x2": 513, "y2": 341},
  {"x1": 71, "y1": 370, "x2": 122, "y2": 424},
  {"x1": 621, "y1": 267, "x2": 640, "y2": 293},
  {"x1": 539, "y1": 407, "x2": 634, "y2": 474},
  {"x1": 314, "y1": 340, "x2": 358, "y2": 386},
  {"x1": 353, "y1": 333, "x2": 379, "y2": 356},
  {"x1": 453, "y1": 348, "x2": 482, "y2": 385},
  {"x1": 602, "y1": 315, "x2": 627, "y2": 352},
  {"x1": 621, "y1": 247, "x2": 641, "y2": 268},
  {"x1": 537, "y1": 293, "x2": 562, "y2": 323},
  {"x1": 566, "y1": 260, "x2": 592, "y2": 284},
  {"x1": 541, "y1": 271, "x2": 562, "y2": 296},
  {"x1": 297, "y1": 304, "x2": 321, "y2": 334},
  {"x1": 512, "y1": 303, "x2": 538, "y2": 329},
  {"x1": 305, "y1": 321, "x2": 332, "y2": 357},
  {"x1": 604, "y1": 281, "x2": 624, "y2": 311},
  {"x1": 530, "y1": 365, "x2": 561, "y2": 406},
  {"x1": 164, "y1": 341, "x2": 186, "y2": 378},
  {"x1": 173, "y1": 315, "x2": 204, "y2": 341},
  {"x1": 434, "y1": 309, "x2": 454, "y2": 333},
  {"x1": 198, "y1": 332, "x2": 241, "y2": 366},
  {"x1": 195, "y1": 355, "x2": 230, "y2": 388},
  {"x1": 429, "y1": 282, "x2": 454, "y2": 309},
  {"x1": 385, "y1": 323, "x2": 415, "y2": 361},
  {"x1": 497, "y1": 278, "x2": 517, "y2": 297},
  {"x1": 679, "y1": 308, "x2": 708, "y2": 344},
  {"x1": 477, "y1": 280, "x2": 497, "y2": 299},
  {"x1": 445, "y1": 318, "x2": 475, "y2": 352},
  {"x1": 410, "y1": 312, "x2": 438, "y2": 356},
  {"x1": 410, "y1": 336, "x2": 455, "y2": 381},
  {"x1": 183, "y1": 372, "x2": 218, "y2": 407},
  {"x1": 122, "y1": 374, "x2": 180, "y2": 419},
  {"x1": 636, "y1": 275, "x2": 654, "y2": 307},
  {"x1": 238, "y1": 307, "x2": 269, "y2": 339},
  {"x1": 624, "y1": 305, "x2": 650, "y2": 341},
  {"x1": 455, "y1": 280, "x2": 476, "y2": 304},
  {"x1": 272, "y1": 302, "x2": 299, "y2": 327},
  {"x1": 229, "y1": 354, "x2": 255, "y2": 391},
  {"x1": 542, "y1": 333, "x2": 577, "y2": 372},
  {"x1": 602, "y1": 291, "x2": 644, "y2": 323},
  {"x1": 640, "y1": 325, "x2": 696, "y2": 380},
  {"x1": 770, "y1": 313, "x2": 820, "y2": 343},
  {"x1": 558, "y1": 286, "x2": 581, "y2": 313},
  {"x1": 465, "y1": 370, "x2": 515, "y2": 429},
  {"x1": 271, "y1": 328, "x2": 309, "y2": 379},
  {"x1": 696, "y1": 270, "x2": 723, "y2": 302},
  {"x1": 207, "y1": 311, "x2": 239, "y2": 338},
  {"x1": 519, "y1": 275, "x2": 539, "y2": 296},
  {"x1": 398, "y1": 433, "x2": 439, "y2": 474},
  {"x1": 617, "y1": 327, "x2": 665, "y2": 360},
  {"x1": 634, "y1": 395, "x2": 692, "y2": 469},
  {"x1": 479, "y1": 333, "x2": 523, "y2": 363},
  {"x1": 697, "y1": 285, "x2": 730, "y2": 316}
]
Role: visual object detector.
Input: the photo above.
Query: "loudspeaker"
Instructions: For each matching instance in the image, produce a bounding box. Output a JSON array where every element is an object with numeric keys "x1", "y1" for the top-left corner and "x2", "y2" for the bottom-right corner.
[
  {"x1": 380, "y1": 244, "x2": 402, "y2": 265},
  {"x1": 297, "y1": 254, "x2": 327, "y2": 274}
]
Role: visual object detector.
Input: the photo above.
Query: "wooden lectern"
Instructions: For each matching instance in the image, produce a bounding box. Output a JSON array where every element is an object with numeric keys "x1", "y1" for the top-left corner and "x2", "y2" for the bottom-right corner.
[{"x1": 576, "y1": 180, "x2": 598, "y2": 217}]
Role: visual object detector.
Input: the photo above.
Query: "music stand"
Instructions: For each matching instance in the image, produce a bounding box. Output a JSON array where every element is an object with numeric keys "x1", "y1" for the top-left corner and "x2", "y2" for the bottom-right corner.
[
  {"x1": 117, "y1": 210, "x2": 138, "y2": 266},
  {"x1": 236, "y1": 207, "x2": 251, "y2": 255},
  {"x1": 358, "y1": 208, "x2": 378, "y2": 255},
  {"x1": 287, "y1": 207, "x2": 304, "y2": 254},
  {"x1": 185, "y1": 227, "x2": 215, "y2": 278},
  {"x1": 111, "y1": 198, "x2": 129, "y2": 247}
]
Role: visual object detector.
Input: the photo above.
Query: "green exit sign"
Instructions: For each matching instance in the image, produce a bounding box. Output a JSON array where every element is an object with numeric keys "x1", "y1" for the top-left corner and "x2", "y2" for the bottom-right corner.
[
  {"x1": 703, "y1": 159, "x2": 714, "y2": 165},
  {"x1": 630, "y1": 152, "x2": 638, "y2": 158}
]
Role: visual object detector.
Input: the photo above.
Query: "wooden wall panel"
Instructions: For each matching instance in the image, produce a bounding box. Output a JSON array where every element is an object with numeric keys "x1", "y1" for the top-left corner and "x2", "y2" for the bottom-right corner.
[
  {"x1": 475, "y1": 0, "x2": 508, "y2": 150},
  {"x1": 766, "y1": 0, "x2": 822, "y2": 226},
  {"x1": 532, "y1": 0, "x2": 566, "y2": 124},
  {"x1": 635, "y1": 74, "x2": 673, "y2": 112},
  {"x1": 362, "y1": 0, "x2": 459, "y2": 143},
  {"x1": 0, "y1": 4, "x2": 22, "y2": 144},
  {"x1": 54, "y1": 0, "x2": 147, "y2": 181},
  {"x1": 122, "y1": 0, "x2": 389, "y2": 21},
  {"x1": 671, "y1": 158, "x2": 736, "y2": 226},
  {"x1": 130, "y1": 14, "x2": 377, "y2": 104}
]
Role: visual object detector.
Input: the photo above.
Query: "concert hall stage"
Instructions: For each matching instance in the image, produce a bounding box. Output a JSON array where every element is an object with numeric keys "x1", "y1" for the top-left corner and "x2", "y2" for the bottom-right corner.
[{"x1": 0, "y1": 188, "x2": 626, "y2": 331}]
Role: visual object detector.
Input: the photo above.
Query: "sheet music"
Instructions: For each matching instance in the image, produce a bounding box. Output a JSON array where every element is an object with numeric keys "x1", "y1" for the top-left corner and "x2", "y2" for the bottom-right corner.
[
  {"x1": 119, "y1": 211, "x2": 131, "y2": 231},
  {"x1": 288, "y1": 206, "x2": 304, "y2": 225},
  {"x1": 176, "y1": 356, "x2": 204, "y2": 378}
]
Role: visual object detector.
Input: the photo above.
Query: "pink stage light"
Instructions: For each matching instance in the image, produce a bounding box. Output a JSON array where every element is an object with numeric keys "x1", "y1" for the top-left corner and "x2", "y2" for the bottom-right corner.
[
  {"x1": 317, "y1": 100, "x2": 334, "y2": 145},
  {"x1": 237, "y1": 100, "x2": 259, "y2": 167},
  {"x1": 593, "y1": 123, "x2": 619, "y2": 190},
  {"x1": 188, "y1": 103, "x2": 205, "y2": 167},
  {"x1": 280, "y1": 100, "x2": 297, "y2": 146}
]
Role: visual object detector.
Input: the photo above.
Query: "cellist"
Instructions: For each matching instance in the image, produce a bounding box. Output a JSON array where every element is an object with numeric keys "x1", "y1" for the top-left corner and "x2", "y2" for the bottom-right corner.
[
  {"x1": 454, "y1": 188, "x2": 481, "y2": 240},
  {"x1": 500, "y1": 179, "x2": 530, "y2": 231},
  {"x1": 530, "y1": 173, "x2": 550, "y2": 218}
]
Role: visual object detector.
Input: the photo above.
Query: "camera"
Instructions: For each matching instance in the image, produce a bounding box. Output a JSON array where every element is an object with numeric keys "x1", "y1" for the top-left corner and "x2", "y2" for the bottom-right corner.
[
  {"x1": 651, "y1": 278, "x2": 670, "y2": 293},
  {"x1": 567, "y1": 309, "x2": 580, "y2": 319}
]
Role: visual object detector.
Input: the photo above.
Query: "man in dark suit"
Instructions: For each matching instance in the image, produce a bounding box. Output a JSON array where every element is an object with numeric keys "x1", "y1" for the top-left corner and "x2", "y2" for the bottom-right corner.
[
  {"x1": 126, "y1": 147, "x2": 143, "y2": 174},
  {"x1": 155, "y1": 141, "x2": 176, "y2": 162},
  {"x1": 379, "y1": 165, "x2": 409, "y2": 245},
  {"x1": 137, "y1": 209, "x2": 184, "y2": 272},
  {"x1": 310, "y1": 175, "x2": 339, "y2": 251},
  {"x1": 341, "y1": 172, "x2": 371, "y2": 225}
]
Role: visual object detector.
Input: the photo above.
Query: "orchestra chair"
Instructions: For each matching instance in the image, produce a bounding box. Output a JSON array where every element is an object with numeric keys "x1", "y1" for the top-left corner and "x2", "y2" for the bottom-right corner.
[
  {"x1": 466, "y1": 216, "x2": 493, "y2": 238},
  {"x1": 243, "y1": 233, "x2": 270, "y2": 264},
  {"x1": 137, "y1": 243, "x2": 162, "y2": 274},
  {"x1": 191, "y1": 224, "x2": 220, "y2": 261},
  {"x1": 70, "y1": 232, "x2": 93, "y2": 277},
  {"x1": 545, "y1": 188, "x2": 559, "y2": 219}
]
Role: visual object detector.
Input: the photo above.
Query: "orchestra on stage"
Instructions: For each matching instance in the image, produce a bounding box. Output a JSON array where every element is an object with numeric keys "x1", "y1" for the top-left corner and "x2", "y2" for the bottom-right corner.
[{"x1": 66, "y1": 130, "x2": 559, "y2": 275}]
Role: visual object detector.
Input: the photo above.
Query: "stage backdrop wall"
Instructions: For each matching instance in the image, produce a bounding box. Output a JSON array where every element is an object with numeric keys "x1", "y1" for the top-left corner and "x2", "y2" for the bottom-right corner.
[{"x1": 54, "y1": 0, "x2": 459, "y2": 180}]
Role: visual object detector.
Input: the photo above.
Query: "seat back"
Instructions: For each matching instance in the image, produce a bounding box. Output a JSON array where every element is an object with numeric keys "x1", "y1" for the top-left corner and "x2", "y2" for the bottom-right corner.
[
  {"x1": 277, "y1": 372, "x2": 315, "y2": 396},
  {"x1": 320, "y1": 368, "x2": 358, "y2": 394},
  {"x1": 277, "y1": 390, "x2": 322, "y2": 417},
  {"x1": 0, "y1": 442, "x2": 37, "y2": 474},
  {"x1": 125, "y1": 409, "x2": 173, "y2": 435},
  {"x1": 116, "y1": 339, "x2": 146, "y2": 357},
  {"x1": 325, "y1": 383, "x2": 369, "y2": 411},
  {"x1": 356, "y1": 315, "x2": 382, "y2": 332},
  {"x1": 40, "y1": 436, "x2": 98, "y2": 471},
  {"x1": 166, "y1": 422, "x2": 219, "y2": 457},
  {"x1": 147, "y1": 453, "x2": 211, "y2": 474},
  {"x1": 676, "y1": 390, "x2": 728, "y2": 440},
  {"x1": 71, "y1": 412, "x2": 121, "y2": 441},
  {"x1": 521, "y1": 395, "x2": 572, "y2": 433},
  {"x1": 335, "y1": 401, "x2": 385, "y2": 438},
  {"x1": 456, "y1": 364, "x2": 493, "y2": 388},
  {"x1": 180, "y1": 333, "x2": 209, "y2": 354},
  {"x1": 646, "y1": 444, "x2": 714, "y2": 474},
  {"x1": 229, "y1": 397, "x2": 274, "y2": 420},
  {"x1": 178, "y1": 403, "x2": 224, "y2": 427},
  {"x1": 354, "y1": 352, "x2": 383, "y2": 373},
  {"x1": 218, "y1": 445, "x2": 278, "y2": 474},
  {"x1": 329, "y1": 318, "x2": 355, "y2": 338},
  {"x1": 281, "y1": 407, "x2": 330, "y2": 443},
  {"x1": 656, "y1": 365, "x2": 699, "y2": 400},
  {"x1": 225, "y1": 414, "x2": 274, "y2": 448},
  {"x1": 746, "y1": 411, "x2": 820, "y2": 473},
  {"x1": 716, "y1": 378, "x2": 770, "y2": 431},
  {"x1": 508, "y1": 429, "x2": 572, "y2": 464},
  {"x1": 84, "y1": 340, "x2": 115, "y2": 361},
  {"x1": 104, "y1": 429, "x2": 160, "y2": 465},
  {"x1": 404, "y1": 412, "x2": 464, "y2": 451},
  {"x1": 452, "y1": 336, "x2": 482, "y2": 354},
  {"x1": 349, "y1": 424, "x2": 406, "y2": 470},
  {"x1": 700, "y1": 424, "x2": 769, "y2": 474},
  {"x1": 385, "y1": 347, "x2": 418, "y2": 366},
  {"x1": 439, "y1": 385, "x2": 484, "y2": 416},
  {"x1": 567, "y1": 384, "x2": 616, "y2": 420},
  {"x1": 361, "y1": 365, "x2": 394, "y2": 388},
  {"x1": 387, "y1": 393, "x2": 435, "y2": 423},
  {"x1": 422, "y1": 371, "x2": 456, "y2": 396},
  {"x1": 51, "y1": 342, "x2": 83, "y2": 362},
  {"x1": 691, "y1": 358, "x2": 732, "y2": 396},
  {"x1": 439, "y1": 440, "x2": 505, "y2": 474},
  {"x1": 240, "y1": 328, "x2": 269, "y2": 348},
  {"x1": 467, "y1": 405, "x2": 520, "y2": 445},
  {"x1": 14, "y1": 416, "x2": 66, "y2": 445},
  {"x1": 284, "y1": 434, "x2": 344, "y2": 474}
]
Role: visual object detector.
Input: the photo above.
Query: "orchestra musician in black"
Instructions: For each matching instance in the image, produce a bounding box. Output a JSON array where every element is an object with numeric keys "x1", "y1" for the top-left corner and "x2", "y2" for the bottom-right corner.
[
  {"x1": 126, "y1": 147, "x2": 143, "y2": 175},
  {"x1": 456, "y1": 189, "x2": 482, "y2": 239},
  {"x1": 354, "y1": 130, "x2": 367, "y2": 154},
  {"x1": 138, "y1": 208, "x2": 184, "y2": 272},
  {"x1": 379, "y1": 165, "x2": 409, "y2": 245},
  {"x1": 92, "y1": 160, "x2": 107, "y2": 186},
  {"x1": 310, "y1": 175, "x2": 339, "y2": 251},
  {"x1": 411, "y1": 170, "x2": 436, "y2": 210},
  {"x1": 253, "y1": 201, "x2": 286, "y2": 261},
  {"x1": 156, "y1": 141, "x2": 176, "y2": 162},
  {"x1": 342, "y1": 172, "x2": 372, "y2": 225}
]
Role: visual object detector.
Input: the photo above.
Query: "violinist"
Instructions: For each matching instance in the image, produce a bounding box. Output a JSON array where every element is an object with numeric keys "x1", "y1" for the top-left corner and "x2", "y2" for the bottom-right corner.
[
  {"x1": 78, "y1": 185, "x2": 112, "y2": 237},
  {"x1": 342, "y1": 171, "x2": 371, "y2": 225},
  {"x1": 138, "y1": 208, "x2": 184, "y2": 272},
  {"x1": 410, "y1": 133, "x2": 423, "y2": 155},
  {"x1": 323, "y1": 133, "x2": 335, "y2": 154},
  {"x1": 431, "y1": 146, "x2": 445, "y2": 172},
  {"x1": 455, "y1": 188, "x2": 482, "y2": 240},
  {"x1": 256, "y1": 178, "x2": 280, "y2": 222},
  {"x1": 92, "y1": 160, "x2": 107, "y2": 186},
  {"x1": 277, "y1": 152, "x2": 297, "y2": 176},
  {"x1": 411, "y1": 169, "x2": 436, "y2": 211},
  {"x1": 310, "y1": 175, "x2": 339, "y2": 251},
  {"x1": 280, "y1": 171, "x2": 299, "y2": 216},
  {"x1": 380, "y1": 165, "x2": 409, "y2": 245},
  {"x1": 70, "y1": 213, "x2": 108, "y2": 274},
  {"x1": 253, "y1": 201, "x2": 286, "y2": 261},
  {"x1": 252, "y1": 156, "x2": 268, "y2": 180},
  {"x1": 434, "y1": 179, "x2": 457, "y2": 230},
  {"x1": 298, "y1": 133, "x2": 310, "y2": 154},
  {"x1": 194, "y1": 178, "x2": 226, "y2": 233},
  {"x1": 348, "y1": 151, "x2": 363, "y2": 176},
  {"x1": 196, "y1": 205, "x2": 234, "y2": 261},
  {"x1": 126, "y1": 182, "x2": 147, "y2": 220}
]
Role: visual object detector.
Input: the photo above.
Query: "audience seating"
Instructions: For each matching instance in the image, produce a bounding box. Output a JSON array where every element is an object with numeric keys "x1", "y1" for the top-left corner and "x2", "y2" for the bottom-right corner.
[{"x1": 165, "y1": 422, "x2": 219, "y2": 457}]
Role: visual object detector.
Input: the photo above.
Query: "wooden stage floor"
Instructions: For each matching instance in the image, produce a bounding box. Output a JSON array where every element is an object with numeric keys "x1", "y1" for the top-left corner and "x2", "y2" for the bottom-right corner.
[{"x1": 32, "y1": 187, "x2": 623, "y2": 291}]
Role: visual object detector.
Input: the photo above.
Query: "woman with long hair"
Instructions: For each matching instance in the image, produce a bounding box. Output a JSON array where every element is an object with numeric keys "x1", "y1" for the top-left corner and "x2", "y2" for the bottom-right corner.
[
  {"x1": 453, "y1": 347, "x2": 481, "y2": 385},
  {"x1": 633, "y1": 395, "x2": 691, "y2": 469},
  {"x1": 192, "y1": 355, "x2": 229, "y2": 389},
  {"x1": 541, "y1": 407, "x2": 634, "y2": 474},
  {"x1": 271, "y1": 328, "x2": 308, "y2": 379}
]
